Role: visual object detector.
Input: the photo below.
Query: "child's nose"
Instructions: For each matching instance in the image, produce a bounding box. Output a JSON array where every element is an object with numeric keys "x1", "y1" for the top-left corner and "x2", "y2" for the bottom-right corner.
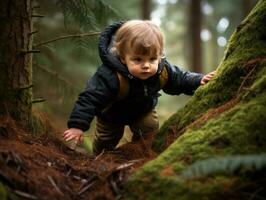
[{"x1": 142, "y1": 61, "x2": 150, "y2": 69}]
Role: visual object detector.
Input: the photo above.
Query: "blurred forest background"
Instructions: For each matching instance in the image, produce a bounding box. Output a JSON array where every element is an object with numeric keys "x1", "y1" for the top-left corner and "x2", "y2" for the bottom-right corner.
[{"x1": 32, "y1": 0, "x2": 258, "y2": 138}]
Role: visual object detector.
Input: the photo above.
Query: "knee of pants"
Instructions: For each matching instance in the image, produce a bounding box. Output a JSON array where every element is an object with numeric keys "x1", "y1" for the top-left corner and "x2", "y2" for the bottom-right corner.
[
  {"x1": 93, "y1": 117, "x2": 124, "y2": 154},
  {"x1": 92, "y1": 138, "x2": 118, "y2": 155},
  {"x1": 130, "y1": 109, "x2": 159, "y2": 134}
]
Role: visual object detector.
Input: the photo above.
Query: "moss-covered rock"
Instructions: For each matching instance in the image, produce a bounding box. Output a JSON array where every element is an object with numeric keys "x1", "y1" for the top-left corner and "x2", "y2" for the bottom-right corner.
[
  {"x1": 153, "y1": 0, "x2": 266, "y2": 152},
  {"x1": 125, "y1": 0, "x2": 266, "y2": 199}
]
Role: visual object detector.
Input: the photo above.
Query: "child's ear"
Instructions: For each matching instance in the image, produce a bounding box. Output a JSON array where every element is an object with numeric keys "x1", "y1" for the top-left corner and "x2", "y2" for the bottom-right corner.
[{"x1": 159, "y1": 53, "x2": 165, "y2": 63}]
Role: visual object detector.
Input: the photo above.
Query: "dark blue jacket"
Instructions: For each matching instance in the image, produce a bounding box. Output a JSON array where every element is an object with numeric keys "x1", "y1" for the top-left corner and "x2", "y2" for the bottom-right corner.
[{"x1": 67, "y1": 21, "x2": 204, "y2": 131}]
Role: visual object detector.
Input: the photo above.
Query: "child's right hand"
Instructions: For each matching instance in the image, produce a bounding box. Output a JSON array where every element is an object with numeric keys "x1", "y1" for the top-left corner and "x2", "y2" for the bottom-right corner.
[
  {"x1": 200, "y1": 70, "x2": 217, "y2": 85},
  {"x1": 63, "y1": 128, "x2": 84, "y2": 145}
]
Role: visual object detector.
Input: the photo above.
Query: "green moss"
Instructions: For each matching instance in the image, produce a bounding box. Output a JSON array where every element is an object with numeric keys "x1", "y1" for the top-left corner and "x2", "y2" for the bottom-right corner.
[
  {"x1": 125, "y1": 173, "x2": 242, "y2": 200},
  {"x1": 153, "y1": 0, "x2": 266, "y2": 153},
  {"x1": 0, "y1": 183, "x2": 8, "y2": 200},
  {"x1": 131, "y1": 78, "x2": 266, "y2": 177},
  {"x1": 0, "y1": 183, "x2": 18, "y2": 200},
  {"x1": 125, "y1": 1, "x2": 266, "y2": 199}
]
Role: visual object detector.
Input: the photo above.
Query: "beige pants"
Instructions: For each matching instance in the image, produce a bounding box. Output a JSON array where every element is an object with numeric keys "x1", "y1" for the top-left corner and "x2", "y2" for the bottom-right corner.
[{"x1": 93, "y1": 109, "x2": 159, "y2": 155}]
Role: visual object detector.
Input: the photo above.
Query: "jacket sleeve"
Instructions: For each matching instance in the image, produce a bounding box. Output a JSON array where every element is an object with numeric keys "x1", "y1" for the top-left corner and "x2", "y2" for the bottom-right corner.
[
  {"x1": 162, "y1": 61, "x2": 204, "y2": 95},
  {"x1": 67, "y1": 66, "x2": 119, "y2": 132}
]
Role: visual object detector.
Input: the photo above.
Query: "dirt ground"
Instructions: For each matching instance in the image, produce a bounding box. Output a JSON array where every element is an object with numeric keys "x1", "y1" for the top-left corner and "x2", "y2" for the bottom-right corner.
[{"x1": 0, "y1": 116, "x2": 156, "y2": 200}]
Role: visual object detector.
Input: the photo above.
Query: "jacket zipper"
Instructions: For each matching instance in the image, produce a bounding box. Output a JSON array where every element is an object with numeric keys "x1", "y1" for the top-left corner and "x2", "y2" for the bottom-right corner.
[{"x1": 143, "y1": 84, "x2": 148, "y2": 96}]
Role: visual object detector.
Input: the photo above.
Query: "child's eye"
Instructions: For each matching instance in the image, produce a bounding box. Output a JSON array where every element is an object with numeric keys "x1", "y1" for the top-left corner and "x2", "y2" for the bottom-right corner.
[
  {"x1": 150, "y1": 57, "x2": 158, "y2": 61},
  {"x1": 132, "y1": 58, "x2": 142, "y2": 62}
]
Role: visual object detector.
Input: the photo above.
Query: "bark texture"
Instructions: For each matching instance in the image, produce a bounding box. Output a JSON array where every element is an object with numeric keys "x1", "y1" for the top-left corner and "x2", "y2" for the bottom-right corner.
[
  {"x1": 0, "y1": 0, "x2": 33, "y2": 128},
  {"x1": 189, "y1": 0, "x2": 202, "y2": 73},
  {"x1": 141, "y1": 0, "x2": 151, "y2": 20}
]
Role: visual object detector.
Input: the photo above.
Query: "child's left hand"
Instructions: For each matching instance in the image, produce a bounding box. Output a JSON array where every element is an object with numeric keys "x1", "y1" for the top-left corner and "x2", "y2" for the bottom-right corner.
[{"x1": 200, "y1": 70, "x2": 217, "y2": 85}]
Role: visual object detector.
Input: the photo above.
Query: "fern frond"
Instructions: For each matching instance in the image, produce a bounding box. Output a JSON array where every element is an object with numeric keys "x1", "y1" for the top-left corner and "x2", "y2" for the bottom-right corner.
[
  {"x1": 92, "y1": 0, "x2": 120, "y2": 25},
  {"x1": 57, "y1": 0, "x2": 97, "y2": 30},
  {"x1": 180, "y1": 154, "x2": 266, "y2": 180},
  {"x1": 56, "y1": 0, "x2": 118, "y2": 31},
  {"x1": 72, "y1": 34, "x2": 100, "y2": 65}
]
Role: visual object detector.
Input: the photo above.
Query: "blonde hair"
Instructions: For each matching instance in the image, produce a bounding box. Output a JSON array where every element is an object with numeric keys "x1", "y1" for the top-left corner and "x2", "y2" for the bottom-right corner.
[{"x1": 113, "y1": 20, "x2": 164, "y2": 59}]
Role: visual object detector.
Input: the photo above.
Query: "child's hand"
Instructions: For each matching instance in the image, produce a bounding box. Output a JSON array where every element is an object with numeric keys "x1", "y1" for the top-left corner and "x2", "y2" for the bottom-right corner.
[
  {"x1": 200, "y1": 70, "x2": 217, "y2": 85},
  {"x1": 63, "y1": 128, "x2": 84, "y2": 145}
]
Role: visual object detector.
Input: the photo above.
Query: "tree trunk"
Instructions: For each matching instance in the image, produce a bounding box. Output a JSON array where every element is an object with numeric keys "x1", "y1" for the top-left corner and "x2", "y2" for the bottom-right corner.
[
  {"x1": 210, "y1": 24, "x2": 219, "y2": 69},
  {"x1": 189, "y1": 0, "x2": 202, "y2": 73},
  {"x1": 0, "y1": 0, "x2": 33, "y2": 129},
  {"x1": 141, "y1": 0, "x2": 151, "y2": 20},
  {"x1": 125, "y1": 0, "x2": 266, "y2": 198}
]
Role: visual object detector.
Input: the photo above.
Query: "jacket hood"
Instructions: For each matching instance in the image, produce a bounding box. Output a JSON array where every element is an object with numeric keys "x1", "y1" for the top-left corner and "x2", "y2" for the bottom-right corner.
[{"x1": 98, "y1": 21, "x2": 166, "y2": 79}]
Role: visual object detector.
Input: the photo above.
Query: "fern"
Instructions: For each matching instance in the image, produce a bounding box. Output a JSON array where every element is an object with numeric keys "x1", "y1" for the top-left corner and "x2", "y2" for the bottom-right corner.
[
  {"x1": 56, "y1": 0, "x2": 118, "y2": 31},
  {"x1": 180, "y1": 154, "x2": 266, "y2": 180},
  {"x1": 92, "y1": 0, "x2": 120, "y2": 26},
  {"x1": 56, "y1": 0, "x2": 97, "y2": 30},
  {"x1": 32, "y1": 0, "x2": 118, "y2": 121}
]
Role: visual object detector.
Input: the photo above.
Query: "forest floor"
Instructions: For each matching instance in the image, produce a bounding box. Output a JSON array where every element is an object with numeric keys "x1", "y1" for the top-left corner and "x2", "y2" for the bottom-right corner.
[{"x1": 0, "y1": 115, "x2": 157, "y2": 200}]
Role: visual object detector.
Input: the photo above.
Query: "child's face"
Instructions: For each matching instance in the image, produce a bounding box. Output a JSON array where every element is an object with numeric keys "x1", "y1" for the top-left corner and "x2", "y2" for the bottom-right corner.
[{"x1": 122, "y1": 52, "x2": 160, "y2": 80}]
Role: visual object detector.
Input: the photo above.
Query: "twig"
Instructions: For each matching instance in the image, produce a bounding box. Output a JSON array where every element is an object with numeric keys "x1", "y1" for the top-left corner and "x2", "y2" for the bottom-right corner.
[
  {"x1": 11, "y1": 151, "x2": 23, "y2": 164},
  {"x1": 66, "y1": 169, "x2": 72, "y2": 177},
  {"x1": 110, "y1": 179, "x2": 121, "y2": 197},
  {"x1": 47, "y1": 175, "x2": 64, "y2": 195},
  {"x1": 242, "y1": 87, "x2": 252, "y2": 91},
  {"x1": 78, "y1": 174, "x2": 97, "y2": 190},
  {"x1": 86, "y1": 174, "x2": 98, "y2": 183},
  {"x1": 240, "y1": 76, "x2": 254, "y2": 80},
  {"x1": 31, "y1": 14, "x2": 45, "y2": 18},
  {"x1": 16, "y1": 165, "x2": 21, "y2": 173},
  {"x1": 78, "y1": 182, "x2": 95, "y2": 195},
  {"x1": 115, "y1": 159, "x2": 143, "y2": 171},
  {"x1": 10, "y1": 151, "x2": 25, "y2": 173},
  {"x1": 128, "y1": 159, "x2": 145, "y2": 164},
  {"x1": 28, "y1": 30, "x2": 38, "y2": 36},
  {"x1": 32, "y1": 98, "x2": 46, "y2": 104},
  {"x1": 18, "y1": 84, "x2": 33, "y2": 91},
  {"x1": 20, "y1": 49, "x2": 40, "y2": 54},
  {"x1": 237, "y1": 66, "x2": 256, "y2": 95},
  {"x1": 5, "y1": 151, "x2": 24, "y2": 173},
  {"x1": 5, "y1": 154, "x2": 11, "y2": 165},
  {"x1": 33, "y1": 32, "x2": 100, "y2": 47},
  {"x1": 72, "y1": 175, "x2": 82, "y2": 180},
  {"x1": 94, "y1": 149, "x2": 105, "y2": 160},
  {"x1": 116, "y1": 163, "x2": 134, "y2": 171},
  {"x1": 14, "y1": 190, "x2": 38, "y2": 199}
]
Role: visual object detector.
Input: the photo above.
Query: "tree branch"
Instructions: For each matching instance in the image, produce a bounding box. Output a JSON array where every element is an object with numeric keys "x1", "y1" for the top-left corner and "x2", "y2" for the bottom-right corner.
[
  {"x1": 31, "y1": 14, "x2": 45, "y2": 18},
  {"x1": 20, "y1": 50, "x2": 40, "y2": 54},
  {"x1": 33, "y1": 32, "x2": 100, "y2": 47},
  {"x1": 19, "y1": 84, "x2": 33, "y2": 90},
  {"x1": 32, "y1": 99, "x2": 46, "y2": 104}
]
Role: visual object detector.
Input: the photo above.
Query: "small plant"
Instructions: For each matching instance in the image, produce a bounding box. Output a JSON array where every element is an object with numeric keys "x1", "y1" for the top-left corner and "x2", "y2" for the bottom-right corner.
[{"x1": 180, "y1": 154, "x2": 266, "y2": 180}]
